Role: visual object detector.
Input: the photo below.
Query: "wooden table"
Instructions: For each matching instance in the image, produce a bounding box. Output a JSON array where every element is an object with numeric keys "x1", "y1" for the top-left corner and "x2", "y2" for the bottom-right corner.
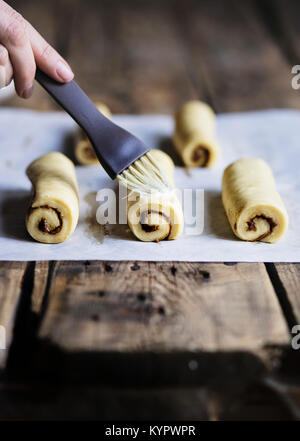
[{"x1": 1, "y1": 0, "x2": 300, "y2": 420}]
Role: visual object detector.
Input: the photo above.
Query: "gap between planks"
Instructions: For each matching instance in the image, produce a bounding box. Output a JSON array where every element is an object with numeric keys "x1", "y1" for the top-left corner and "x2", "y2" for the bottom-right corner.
[{"x1": 3, "y1": 261, "x2": 53, "y2": 375}]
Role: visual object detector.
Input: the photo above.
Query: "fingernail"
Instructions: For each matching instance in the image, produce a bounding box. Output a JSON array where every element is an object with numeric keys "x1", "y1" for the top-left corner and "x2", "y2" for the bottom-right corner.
[
  {"x1": 56, "y1": 60, "x2": 74, "y2": 81},
  {"x1": 22, "y1": 85, "x2": 34, "y2": 99}
]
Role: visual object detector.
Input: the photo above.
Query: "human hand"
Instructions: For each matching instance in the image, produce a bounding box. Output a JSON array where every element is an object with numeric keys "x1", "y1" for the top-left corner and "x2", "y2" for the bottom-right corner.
[{"x1": 0, "y1": 0, "x2": 74, "y2": 98}]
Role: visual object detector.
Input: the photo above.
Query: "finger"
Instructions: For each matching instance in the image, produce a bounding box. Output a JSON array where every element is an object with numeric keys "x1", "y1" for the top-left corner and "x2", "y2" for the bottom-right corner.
[
  {"x1": 0, "y1": 44, "x2": 13, "y2": 88},
  {"x1": 0, "y1": 6, "x2": 35, "y2": 97},
  {"x1": 27, "y1": 22, "x2": 74, "y2": 82}
]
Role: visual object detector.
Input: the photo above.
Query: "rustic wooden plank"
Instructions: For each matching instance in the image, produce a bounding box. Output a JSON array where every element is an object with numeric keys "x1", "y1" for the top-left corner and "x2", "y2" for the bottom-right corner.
[
  {"x1": 173, "y1": 0, "x2": 299, "y2": 112},
  {"x1": 31, "y1": 261, "x2": 289, "y2": 383},
  {"x1": 264, "y1": 376, "x2": 300, "y2": 420},
  {"x1": 258, "y1": 0, "x2": 300, "y2": 65},
  {"x1": 268, "y1": 263, "x2": 300, "y2": 326},
  {"x1": 67, "y1": 0, "x2": 136, "y2": 113},
  {"x1": 114, "y1": 1, "x2": 199, "y2": 113},
  {"x1": 31, "y1": 261, "x2": 50, "y2": 315},
  {"x1": 39, "y1": 261, "x2": 289, "y2": 351},
  {"x1": 0, "y1": 383, "x2": 210, "y2": 420},
  {"x1": 222, "y1": 380, "x2": 294, "y2": 420},
  {"x1": 0, "y1": 262, "x2": 27, "y2": 370},
  {"x1": 0, "y1": 379, "x2": 294, "y2": 420}
]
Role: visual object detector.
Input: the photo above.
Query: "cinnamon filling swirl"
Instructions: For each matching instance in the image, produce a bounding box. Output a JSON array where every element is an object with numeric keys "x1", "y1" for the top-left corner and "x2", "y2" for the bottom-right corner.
[
  {"x1": 191, "y1": 146, "x2": 209, "y2": 166},
  {"x1": 84, "y1": 146, "x2": 97, "y2": 160},
  {"x1": 140, "y1": 209, "x2": 171, "y2": 239},
  {"x1": 247, "y1": 215, "x2": 277, "y2": 240},
  {"x1": 30, "y1": 205, "x2": 63, "y2": 235}
]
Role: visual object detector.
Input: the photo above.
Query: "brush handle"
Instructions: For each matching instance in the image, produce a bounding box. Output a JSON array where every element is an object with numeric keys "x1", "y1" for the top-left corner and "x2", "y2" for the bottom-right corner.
[
  {"x1": 35, "y1": 68, "x2": 104, "y2": 132},
  {"x1": 35, "y1": 68, "x2": 148, "y2": 178}
]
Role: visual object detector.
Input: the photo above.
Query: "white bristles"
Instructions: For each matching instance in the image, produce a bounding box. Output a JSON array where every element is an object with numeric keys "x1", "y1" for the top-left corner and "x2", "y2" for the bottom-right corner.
[{"x1": 117, "y1": 152, "x2": 171, "y2": 194}]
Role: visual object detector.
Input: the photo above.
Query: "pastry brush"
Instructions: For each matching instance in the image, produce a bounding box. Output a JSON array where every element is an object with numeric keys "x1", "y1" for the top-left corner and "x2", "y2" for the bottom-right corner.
[{"x1": 35, "y1": 68, "x2": 170, "y2": 193}]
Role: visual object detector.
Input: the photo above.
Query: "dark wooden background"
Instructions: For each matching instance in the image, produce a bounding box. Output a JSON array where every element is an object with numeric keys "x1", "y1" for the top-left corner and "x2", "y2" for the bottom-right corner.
[{"x1": 1, "y1": 0, "x2": 300, "y2": 420}]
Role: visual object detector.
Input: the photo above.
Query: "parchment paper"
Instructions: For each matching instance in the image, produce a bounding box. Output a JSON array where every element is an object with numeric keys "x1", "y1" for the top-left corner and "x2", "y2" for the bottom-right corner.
[{"x1": 0, "y1": 108, "x2": 299, "y2": 262}]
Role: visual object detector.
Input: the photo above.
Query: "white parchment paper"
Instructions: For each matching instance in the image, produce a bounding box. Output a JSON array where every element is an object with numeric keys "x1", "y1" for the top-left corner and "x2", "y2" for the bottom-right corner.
[{"x1": 0, "y1": 108, "x2": 299, "y2": 262}]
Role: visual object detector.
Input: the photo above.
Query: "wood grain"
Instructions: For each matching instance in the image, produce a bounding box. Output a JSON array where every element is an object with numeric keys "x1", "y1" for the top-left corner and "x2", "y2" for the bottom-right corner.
[
  {"x1": 173, "y1": 0, "x2": 299, "y2": 112},
  {"x1": 31, "y1": 261, "x2": 50, "y2": 315},
  {"x1": 259, "y1": 0, "x2": 300, "y2": 65},
  {"x1": 68, "y1": 0, "x2": 135, "y2": 113},
  {"x1": 114, "y1": 1, "x2": 199, "y2": 113},
  {"x1": 0, "y1": 380, "x2": 294, "y2": 420},
  {"x1": 270, "y1": 263, "x2": 300, "y2": 325},
  {"x1": 39, "y1": 261, "x2": 289, "y2": 351},
  {"x1": 68, "y1": 0, "x2": 198, "y2": 113},
  {"x1": 30, "y1": 261, "x2": 289, "y2": 383}
]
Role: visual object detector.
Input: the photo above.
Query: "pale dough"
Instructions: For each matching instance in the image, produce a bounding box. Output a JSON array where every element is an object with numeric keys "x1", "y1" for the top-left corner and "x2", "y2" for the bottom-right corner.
[
  {"x1": 222, "y1": 158, "x2": 288, "y2": 243},
  {"x1": 125, "y1": 150, "x2": 184, "y2": 242},
  {"x1": 173, "y1": 100, "x2": 219, "y2": 167},
  {"x1": 26, "y1": 152, "x2": 79, "y2": 244}
]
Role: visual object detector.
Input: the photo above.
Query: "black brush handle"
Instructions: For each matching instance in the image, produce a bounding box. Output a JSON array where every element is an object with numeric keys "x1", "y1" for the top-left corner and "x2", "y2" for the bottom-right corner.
[{"x1": 35, "y1": 68, "x2": 149, "y2": 178}]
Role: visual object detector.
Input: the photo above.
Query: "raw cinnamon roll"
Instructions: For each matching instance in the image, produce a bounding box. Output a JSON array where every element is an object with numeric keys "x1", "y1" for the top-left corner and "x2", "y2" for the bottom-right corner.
[
  {"x1": 125, "y1": 150, "x2": 184, "y2": 242},
  {"x1": 222, "y1": 158, "x2": 288, "y2": 243},
  {"x1": 173, "y1": 100, "x2": 219, "y2": 167},
  {"x1": 26, "y1": 152, "x2": 79, "y2": 244},
  {"x1": 75, "y1": 102, "x2": 111, "y2": 165}
]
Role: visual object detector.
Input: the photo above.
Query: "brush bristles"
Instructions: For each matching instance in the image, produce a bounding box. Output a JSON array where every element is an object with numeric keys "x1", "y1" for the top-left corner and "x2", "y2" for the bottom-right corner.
[{"x1": 117, "y1": 152, "x2": 171, "y2": 194}]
